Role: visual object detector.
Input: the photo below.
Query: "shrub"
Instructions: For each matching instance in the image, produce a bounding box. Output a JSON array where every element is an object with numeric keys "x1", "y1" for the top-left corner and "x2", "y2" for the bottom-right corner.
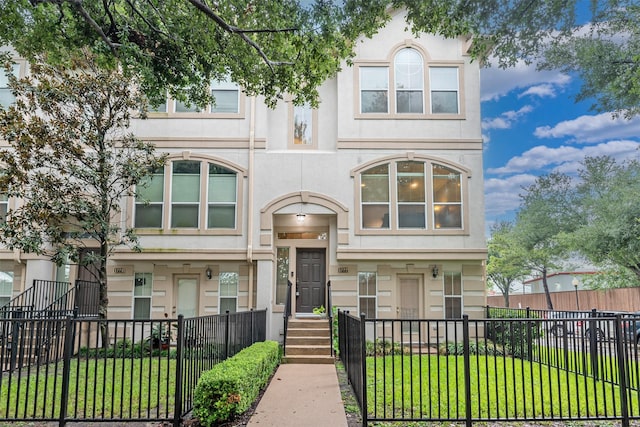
[
  {"x1": 365, "y1": 339, "x2": 405, "y2": 356},
  {"x1": 193, "y1": 340, "x2": 280, "y2": 426},
  {"x1": 439, "y1": 340, "x2": 505, "y2": 356},
  {"x1": 485, "y1": 311, "x2": 541, "y2": 359}
]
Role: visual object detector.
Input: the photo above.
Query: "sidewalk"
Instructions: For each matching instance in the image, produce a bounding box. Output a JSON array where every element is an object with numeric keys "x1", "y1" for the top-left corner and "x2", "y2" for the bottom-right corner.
[{"x1": 247, "y1": 364, "x2": 348, "y2": 427}]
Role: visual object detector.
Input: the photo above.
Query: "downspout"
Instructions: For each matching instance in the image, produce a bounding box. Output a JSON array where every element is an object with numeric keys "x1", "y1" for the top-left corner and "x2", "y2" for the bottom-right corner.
[{"x1": 247, "y1": 96, "x2": 256, "y2": 309}]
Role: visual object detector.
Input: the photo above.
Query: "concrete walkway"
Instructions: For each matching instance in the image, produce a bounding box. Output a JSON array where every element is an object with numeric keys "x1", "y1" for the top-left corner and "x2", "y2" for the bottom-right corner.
[{"x1": 247, "y1": 364, "x2": 348, "y2": 427}]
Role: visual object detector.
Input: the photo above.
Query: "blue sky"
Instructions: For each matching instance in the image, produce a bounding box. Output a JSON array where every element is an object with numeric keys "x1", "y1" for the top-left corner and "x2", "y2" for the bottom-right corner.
[{"x1": 480, "y1": 61, "x2": 640, "y2": 230}]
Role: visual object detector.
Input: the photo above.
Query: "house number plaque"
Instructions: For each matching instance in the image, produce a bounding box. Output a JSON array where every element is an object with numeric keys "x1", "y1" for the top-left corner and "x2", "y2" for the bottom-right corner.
[{"x1": 338, "y1": 267, "x2": 349, "y2": 273}]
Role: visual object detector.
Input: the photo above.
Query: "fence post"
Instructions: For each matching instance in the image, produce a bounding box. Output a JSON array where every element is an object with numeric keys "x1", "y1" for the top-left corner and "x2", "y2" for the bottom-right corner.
[
  {"x1": 462, "y1": 315, "x2": 472, "y2": 427},
  {"x1": 58, "y1": 316, "x2": 74, "y2": 427},
  {"x1": 250, "y1": 309, "x2": 255, "y2": 343},
  {"x1": 173, "y1": 315, "x2": 185, "y2": 427},
  {"x1": 224, "y1": 310, "x2": 230, "y2": 359},
  {"x1": 589, "y1": 308, "x2": 599, "y2": 379},
  {"x1": 360, "y1": 313, "x2": 368, "y2": 427},
  {"x1": 615, "y1": 314, "x2": 630, "y2": 427}
]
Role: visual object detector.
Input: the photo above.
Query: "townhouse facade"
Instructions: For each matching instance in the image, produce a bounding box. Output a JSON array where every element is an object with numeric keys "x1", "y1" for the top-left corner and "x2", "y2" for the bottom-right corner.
[{"x1": 0, "y1": 9, "x2": 487, "y2": 341}]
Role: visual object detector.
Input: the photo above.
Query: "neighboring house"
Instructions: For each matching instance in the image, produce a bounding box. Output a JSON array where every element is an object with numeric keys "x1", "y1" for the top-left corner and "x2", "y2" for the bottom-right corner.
[
  {"x1": 0, "y1": 9, "x2": 486, "y2": 341},
  {"x1": 524, "y1": 271, "x2": 595, "y2": 294}
]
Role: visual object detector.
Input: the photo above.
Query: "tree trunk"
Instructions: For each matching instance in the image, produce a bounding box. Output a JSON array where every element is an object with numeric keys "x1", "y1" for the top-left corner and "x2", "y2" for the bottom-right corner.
[
  {"x1": 503, "y1": 290, "x2": 510, "y2": 307},
  {"x1": 541, "y1": 268, "x2": 554, "y2": 310},
  {"x1": 99, "y1": 241, "x2": 110, "y2": 348}
]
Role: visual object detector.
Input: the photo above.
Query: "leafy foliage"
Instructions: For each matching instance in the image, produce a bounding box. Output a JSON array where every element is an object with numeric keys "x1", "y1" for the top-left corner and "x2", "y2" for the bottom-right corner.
[
  {"x1": 0, "y1": 52, "x2": 167, "y2": 324},
  {"x1": 193, "y1": 340, "x2": 280, "y2": 426},
  {"x1": 485, "y1": 310, "x2": 541, "y2": 359},
  {"x1": 514, "y1": 173, "x2": 579, "y2": 308},
  {"x1": 487, "y1": 220, "x2": 528, "y2": 307},
  {"x1": 0, "y1": 0, "x2": 632, "y2": 116}
]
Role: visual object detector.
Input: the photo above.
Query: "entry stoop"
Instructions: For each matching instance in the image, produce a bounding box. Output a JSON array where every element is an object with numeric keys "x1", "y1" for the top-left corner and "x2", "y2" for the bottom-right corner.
[{"x1": 283, "y1": 318, "x2": 334, "y2": 364}]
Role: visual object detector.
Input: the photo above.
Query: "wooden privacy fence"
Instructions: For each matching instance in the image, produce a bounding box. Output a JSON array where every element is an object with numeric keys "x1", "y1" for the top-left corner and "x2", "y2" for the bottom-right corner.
[{"x1": 488, "y1": 287, "x2": 640, "y2": 313}]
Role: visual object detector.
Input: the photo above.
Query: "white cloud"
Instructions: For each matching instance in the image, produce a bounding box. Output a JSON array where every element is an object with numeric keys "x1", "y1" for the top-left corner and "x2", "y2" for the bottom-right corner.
[
  {"x1": 487, "y1": 140, "x2": 640, "y2": 175},
  {"x1": 484, "y1": 174, "x2": 538, "y2": 217},
  {"x1": 482, "y1": 105, "x2": 534, "y2": 130},
  {"x1": 480, "y1": 60, "x2": 571, "y2": 102},
  {"x1": 518, "y1": 84, "x2": 557, "y2": 99},
  {"x1": 534, "y1": 113, "x2": 640, "y2": 143}
]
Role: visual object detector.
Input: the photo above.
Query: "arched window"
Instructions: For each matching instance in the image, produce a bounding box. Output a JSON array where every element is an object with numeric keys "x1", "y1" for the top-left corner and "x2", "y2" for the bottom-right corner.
[
  {"x1": 356, "y1": 158, "x2": 465, "y2": 233},
  {"x1": 356, "y1": 44, "x2": 462, "y2": 117},
  {"x1": 135, "y1": 157, "x2": 240, "y2": 232},
  {"x1": 394, "y1": 48, "x2": 424, "y2": 114}
]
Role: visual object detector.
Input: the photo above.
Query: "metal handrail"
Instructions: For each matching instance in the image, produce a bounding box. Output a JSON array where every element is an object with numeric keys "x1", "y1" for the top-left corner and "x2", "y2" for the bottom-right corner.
[
  {"x1": 283, "y1": 280, "x2": 292, "y2": 354},
  {"x1": 327, "y1": 280, "x2": 333, "y2": 356}
]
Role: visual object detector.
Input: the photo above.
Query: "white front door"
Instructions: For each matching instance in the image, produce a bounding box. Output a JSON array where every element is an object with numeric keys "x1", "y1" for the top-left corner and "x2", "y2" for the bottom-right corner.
[{"x1": 176, "y1": 277, "x2": 198, "y2": 318}]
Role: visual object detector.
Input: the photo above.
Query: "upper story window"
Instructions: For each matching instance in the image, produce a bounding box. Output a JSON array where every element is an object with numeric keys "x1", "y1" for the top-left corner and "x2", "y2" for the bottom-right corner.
[
  {"x1": 134, "y1": 156, "x2": 244, "y2": 234},
  {"x1": 360, "y1": 67, "x2": 389, "y2": 113},
  {"x1": 289, "y1": 102, "x2": 318, "y2": 149},
  {"x1": 150, "y1": 78, "x2": 242, "y2": 116},
  {"x1": 430, "y1": 67, "x2": 459, "y2": 114},
  {"x1": 0, "y1": 63, "x2": 20, "y2": 108},
  {"x1": 353, "y1": 156, "x2": 467, "y2": 234},
  {"x1": 356, "y1": 46, "x2": 462, "y2": 118},
  {"x1": 394, "y1": 49, "x2": 424, "y2": 114}
]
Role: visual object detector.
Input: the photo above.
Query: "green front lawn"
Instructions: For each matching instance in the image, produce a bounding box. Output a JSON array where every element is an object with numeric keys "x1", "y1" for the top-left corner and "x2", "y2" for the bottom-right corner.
[
  {"x1": 366, "y1": 354, "x2": 636, "y2": 420},
  {"x1": 0, "y1": 358, "x2": 177, "y2": 419}
]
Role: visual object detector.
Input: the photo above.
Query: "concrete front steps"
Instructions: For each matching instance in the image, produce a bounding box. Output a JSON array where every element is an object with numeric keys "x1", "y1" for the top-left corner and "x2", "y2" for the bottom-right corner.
[{"x1": 283, "y1": 318, "x2": 334, "y2": 364}]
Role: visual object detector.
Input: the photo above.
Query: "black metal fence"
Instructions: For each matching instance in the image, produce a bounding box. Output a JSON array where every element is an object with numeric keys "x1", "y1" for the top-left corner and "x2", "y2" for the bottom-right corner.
[
  {"x1": 338, "y1": 309, "x2": 640, "y2": 427},
  {"x1": 0, "y1": 309, "x2": 266, "y2": 426}
]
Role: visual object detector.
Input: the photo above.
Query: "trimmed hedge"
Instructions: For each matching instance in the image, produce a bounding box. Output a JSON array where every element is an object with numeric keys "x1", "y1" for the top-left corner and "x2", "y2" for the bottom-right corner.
[{"x1": 193, "y1": 340, "x2": 280, "y2": 426}]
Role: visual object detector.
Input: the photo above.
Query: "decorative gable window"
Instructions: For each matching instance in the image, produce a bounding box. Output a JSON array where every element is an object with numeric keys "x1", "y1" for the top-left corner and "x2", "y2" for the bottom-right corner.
[
  {"x1": 134, "y1": 156, "x2": 243, "y2": 234},
  {"x1": 354, "y1": 156, "x2": 467, "y2": 234},
  {"x1": 356, "y1": 46, "x2": 462, "y2": 118}
]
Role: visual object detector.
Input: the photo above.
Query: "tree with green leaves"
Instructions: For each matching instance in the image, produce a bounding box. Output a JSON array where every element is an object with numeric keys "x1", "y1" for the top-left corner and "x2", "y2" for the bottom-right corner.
[
  {"x1": 515, "y1": 173, "x2": 579, "y2": 309},
  {"x1": 541, "y1": 4, "x2": 640, "y2": 118},
  {"x1": 487, "y1": 220, "x2": 528, "y2": 307},
  {"x1": 572, "y1": 156, "x2": 640, "y2": 282},
  {"x1": 0, "y1": 52, "x2": 166, "y2": 344},
  {"x1": 0, "y1": 0, "x2": 631, "y2": 111}
]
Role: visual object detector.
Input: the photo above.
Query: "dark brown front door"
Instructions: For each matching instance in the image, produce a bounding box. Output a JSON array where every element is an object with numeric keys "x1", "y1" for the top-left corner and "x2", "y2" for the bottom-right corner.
[{"x1": 296, "y1": 248, "x2": 326, "y2": 313}]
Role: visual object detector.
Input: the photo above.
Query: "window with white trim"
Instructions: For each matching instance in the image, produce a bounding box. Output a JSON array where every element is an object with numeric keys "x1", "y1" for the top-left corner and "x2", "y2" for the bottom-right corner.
[
  {"x1": 357, "y1": 48, "x2": 461, "y2": 117},
  {"x1": 275, "y1": 247, "x2": 290, "y2": 305},
  {"x1": 432, "y1": 164, "x2": 462, "y2": 229},
  {"x1": 357, "y1": 159, "x2": 464, "y2": 232},
  {"x1": 152, "y1": 78, "x2": 240, "y2": 114},
  {"x1": 430, "y1": 67, "x2": 459, "y2": 114},
  {"x1": 219, "y1": 272, "x2": 238, "y2": 314},
  {"x1": 0, "y1": 194, "x2": 7, "y2": 222},
  {"x1": 360, "y1": 67, "x2": 389, "y2": 113},
  {"x1": 394, "y1": 48, "x2": 424, "y2": 114},
  {"x1": 134, "y1": 158, "x2": 240, "y2": 232},
  {"x1": 0, "y1": 63, "x2": 19, "y2": 108},
  {"x1": 210, "y1": 77, "x2": 239, "y2": 113},
  {"x1": 358, "y1": 272, "x2": 377, "y2": 318},
  {"x1": 444, "y1": 272, "x2": 462, "y2": 318},
  {"x1": 135, "y1": 168, "x2": 164, "y2": 228},
  {"x1": 133, "y1": 273, "x2": 152, "y2": 319},
  {"x1": 171, "y1": 160, "x2": 201, "y2": 228},
  {"x1": 0, "y1": 262, "x2": 13, "y2": 307}
]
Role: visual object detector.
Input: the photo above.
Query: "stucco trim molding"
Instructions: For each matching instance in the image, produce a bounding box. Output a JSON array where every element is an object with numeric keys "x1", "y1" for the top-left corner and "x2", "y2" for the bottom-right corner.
[
  {"x1": 336, "y1": 248, "x2": 487, "y2": 261},
  {"x1": 260, "y1": 191, "x2": 349, "y2": 247}
]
